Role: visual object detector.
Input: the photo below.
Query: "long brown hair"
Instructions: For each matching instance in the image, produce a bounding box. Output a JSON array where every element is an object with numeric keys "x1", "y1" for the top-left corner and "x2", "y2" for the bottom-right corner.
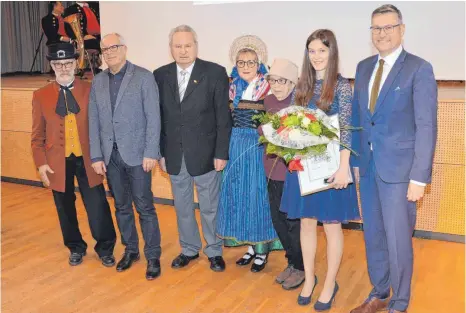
[{"x1": 295, "y1": 29, "x2": 339, "y2": 111}]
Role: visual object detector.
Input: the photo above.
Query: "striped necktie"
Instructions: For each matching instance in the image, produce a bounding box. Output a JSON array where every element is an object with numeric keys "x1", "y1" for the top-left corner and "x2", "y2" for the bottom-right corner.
[{"x1": 178, "y1": 70, "x2": 188, "y2": 101}]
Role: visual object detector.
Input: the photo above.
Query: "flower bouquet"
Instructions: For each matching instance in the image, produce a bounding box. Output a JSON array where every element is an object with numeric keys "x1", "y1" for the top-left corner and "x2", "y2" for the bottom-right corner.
[{"x1": 254, "y1": 105, "x2": 353, "y2": 195}]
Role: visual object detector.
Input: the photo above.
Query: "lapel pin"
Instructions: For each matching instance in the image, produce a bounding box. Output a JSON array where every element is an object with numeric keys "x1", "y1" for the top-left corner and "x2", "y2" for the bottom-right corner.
[{"x1": 193, "y1": 80, "x2": 198, "y2": 84}]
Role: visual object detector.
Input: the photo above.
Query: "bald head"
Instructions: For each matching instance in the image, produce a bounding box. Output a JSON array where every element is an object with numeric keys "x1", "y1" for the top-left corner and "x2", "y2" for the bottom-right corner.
[{"x1": 101, "y1": 33, "x2": 127, "y2": 73}]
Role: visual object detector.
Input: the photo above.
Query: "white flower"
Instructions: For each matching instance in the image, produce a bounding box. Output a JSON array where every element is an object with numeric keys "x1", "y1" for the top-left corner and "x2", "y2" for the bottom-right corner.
[
  {"x1": 297, "y1": 112, "x2": 305, "y2": 118},
  {"x1": 301, "y1": 117, "x2": 311, "y2": 127},
  {"x1": 288, "y1": 129, "x2": 302, "y2": 141}
]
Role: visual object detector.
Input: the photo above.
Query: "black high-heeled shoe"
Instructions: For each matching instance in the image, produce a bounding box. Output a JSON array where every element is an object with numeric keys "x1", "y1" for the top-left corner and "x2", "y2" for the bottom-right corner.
[
  {"x1": 236, "y1": 252, "x2": 255, "y2": 266},
  {"x1": 314, "y1": 282, "x2": 339, "y2": 311},
  {"x1": 297, "y1": 275, "x2": 318, "y2": 306}
]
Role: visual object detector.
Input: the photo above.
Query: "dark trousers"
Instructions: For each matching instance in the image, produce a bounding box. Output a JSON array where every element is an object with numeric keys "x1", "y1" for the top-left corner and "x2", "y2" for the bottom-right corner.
[
  {"x1": 268, "y1": 179, "x2": 304, "y2": 271},
  {"x1": 106, "y1": 148, "x2": 161, "y2": 260},
  {"x1": 52, "y1": 155, "x2": 116, "y2": 257}
]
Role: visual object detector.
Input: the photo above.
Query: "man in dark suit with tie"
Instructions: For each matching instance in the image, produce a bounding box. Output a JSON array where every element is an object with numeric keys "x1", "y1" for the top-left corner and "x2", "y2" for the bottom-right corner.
[
  {"x1": 350, "y1": 5, "x2": 437, "y2": 313},
  {"x1": 153, "y1": 25, "x2": 232, "y2": 272}
]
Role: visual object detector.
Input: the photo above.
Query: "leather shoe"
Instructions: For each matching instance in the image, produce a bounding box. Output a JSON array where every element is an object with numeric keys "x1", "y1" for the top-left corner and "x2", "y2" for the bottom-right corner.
[
  {"x1": 100, "y1": 255, "x2": 116, "y2": 267},
  {"x1": 250, "y1": 255, "x2": 267, "y2": 273},
  {"x1": 236, "y1": 252, "x2": 255, "y2": 266},
  {"x1": 69, "y1": 251, "x2": 86, "y2": 266},
  {"x1": 146, "y1": 259, "x2": 161, "y2": 280},
  {"x1": 208, "y1": 256, "x2": 226, "y2": 272},
  {"x1": 171, "y1": 253, "x2": 199, "y2": 269},
  {"x1": 350, "y1": 297, "x2": 390, "y2": 313},
  {"x1": 116, "y1": 252, "x2": 140, "y2": 272}
]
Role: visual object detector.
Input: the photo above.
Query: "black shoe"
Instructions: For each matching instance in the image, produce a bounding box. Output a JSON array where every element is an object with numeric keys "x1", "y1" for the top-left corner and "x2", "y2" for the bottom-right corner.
[
  {"x1": 116, "y1": 252, "x2": 140, "y2": 272},
  {"x1": 100, "y1": 255, "x2": 116, "y2": 267},
  {"x1": 146, "y1": 259, "x2": 161, "y2": 280},
  {"x1": 236, "y1": 252, "x2": 255, "y2": 266},
  {"x1": 69, "y1": 251, "x2": 86, "y2": 266},
  {"x1": 171, "y1": 253, "x2": 199, "y2": 269},
  {"x1": 250, "y1": 255, "x2": 268, "y2": 273},
  {"x1": 208, "y1": 256, "x2": 226, "y2": 272}
]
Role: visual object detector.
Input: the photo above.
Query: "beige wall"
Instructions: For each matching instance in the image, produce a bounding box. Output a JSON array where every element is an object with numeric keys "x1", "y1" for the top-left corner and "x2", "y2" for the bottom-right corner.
[{"x1": 99, "y1": 1, "x2": 465, "y2": 80}]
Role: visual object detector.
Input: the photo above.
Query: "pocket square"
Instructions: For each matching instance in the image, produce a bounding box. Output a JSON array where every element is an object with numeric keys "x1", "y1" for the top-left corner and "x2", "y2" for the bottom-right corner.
[{"x1": 395, "y1": 86, "x2": 401, "y2": 91}]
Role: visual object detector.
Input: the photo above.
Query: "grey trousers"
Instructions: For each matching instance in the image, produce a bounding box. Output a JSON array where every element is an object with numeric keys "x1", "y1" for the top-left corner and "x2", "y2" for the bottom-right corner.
[{"x1": 169, "y1": 157, "x2": 222, "y2": 258}]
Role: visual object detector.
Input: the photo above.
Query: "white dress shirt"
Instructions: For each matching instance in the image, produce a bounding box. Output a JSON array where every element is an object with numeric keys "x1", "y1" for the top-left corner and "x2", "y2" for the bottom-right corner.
[
  {"x1": 367, "y1": 45, "x2": 425, "y2": 186},
  {"x1": 368, "y1": 44, "x2": 403, "y2": 102},
  {"x1": 177, "y1": 62, "x2": 195, "y2": 99}
]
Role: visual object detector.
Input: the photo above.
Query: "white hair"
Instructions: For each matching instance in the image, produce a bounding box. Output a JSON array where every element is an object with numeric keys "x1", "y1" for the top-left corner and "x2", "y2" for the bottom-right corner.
[
  {"x1": 101, "y1": 33, "x2": 126, "y2": 45},
  {"x1": 169, "y1": 25, "x2": 198, "y2": 45}
]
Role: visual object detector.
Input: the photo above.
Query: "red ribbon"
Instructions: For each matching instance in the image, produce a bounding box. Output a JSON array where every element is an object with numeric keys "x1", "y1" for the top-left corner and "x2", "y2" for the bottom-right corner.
[
  {"x1": 288, "y1": 159, "x2": 304, "y2": 172},
  {"x1": 277, "y1": 126, "x2": 287, "y2": 134},
  {"x1": 305, "y1": 113, "x2": 317, "y2": 121}
]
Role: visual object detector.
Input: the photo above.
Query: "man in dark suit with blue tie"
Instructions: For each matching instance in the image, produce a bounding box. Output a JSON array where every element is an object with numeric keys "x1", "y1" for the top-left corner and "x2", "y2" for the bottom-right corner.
[{"x1": 350, "y1": 5, "x2": 437, "y2": 313}]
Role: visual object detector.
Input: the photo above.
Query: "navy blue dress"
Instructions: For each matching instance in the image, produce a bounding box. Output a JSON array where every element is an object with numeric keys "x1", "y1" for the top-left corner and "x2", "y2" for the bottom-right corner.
[{"x1": 280, "y1": 76, "x2": 361, "y2": 223}]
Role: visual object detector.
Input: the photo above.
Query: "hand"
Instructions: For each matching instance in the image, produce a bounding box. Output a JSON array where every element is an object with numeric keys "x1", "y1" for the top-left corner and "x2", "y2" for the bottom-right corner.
[
  {"x1": 143, "y1": 157, "x2": 156, "y2": 172},
  {"x1": 159, "y1": 157, "x2": 167, "y2": 172},
  {"x1": 407, "y1": 183, "x2": 426, "y2": 202},
  {"x1": 38, "y1": 164, "x2": 54, "y2": 187},
  {"x1": 353, "y1": 167, "x2": 360, "y2": 183},
  {"x1": 92, "y1": 161, "x2": 106, "y2": 175},
  {"x1": 84, "y1": 35, "x2": 96, "y2": 40},
  {"x1": 257, "y1": 125, "x2": 264, "y2": 136},
  {"x1": 328, "y1": 166, "x2": 350, "y2": 190},
  {"x1": 214, "y1": 159, "x2": 227, "y2": 172},
  {"x1": 61, "y1": 36, "x2": 71, "y2": 42}
]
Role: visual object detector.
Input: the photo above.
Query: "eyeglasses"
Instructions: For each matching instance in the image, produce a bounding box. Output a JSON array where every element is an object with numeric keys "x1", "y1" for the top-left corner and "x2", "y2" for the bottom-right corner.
[
  {"x1": 267, "y1": 78, "x2": 288, "y2": 85},
  {"x1": 51, "y1": 61, "x2": 74, "y2": 69},
  {"x1": 370, "y1": 24, "x2": 401, "y2": 35},
  {"x1": 101, "y1": 44, "x2": 124, "y2": 54},
  {"x1": 236, "y1": 60, "x2": 257, "y2": 68}
]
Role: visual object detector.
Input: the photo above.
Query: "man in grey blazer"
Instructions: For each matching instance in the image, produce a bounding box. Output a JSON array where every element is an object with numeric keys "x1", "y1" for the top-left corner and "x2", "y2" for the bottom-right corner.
[{"x1": 89, "y1": 33, "x2": 162, "y2": 280}]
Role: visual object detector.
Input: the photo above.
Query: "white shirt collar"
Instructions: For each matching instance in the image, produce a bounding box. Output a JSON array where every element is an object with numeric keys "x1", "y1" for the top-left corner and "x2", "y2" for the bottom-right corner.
[
  {"x1": 378, "y1": 45, "x2": 403, "y2": 67},
  {"x1": 176, "y1": 61, "x2": 195, "y2": 75}
]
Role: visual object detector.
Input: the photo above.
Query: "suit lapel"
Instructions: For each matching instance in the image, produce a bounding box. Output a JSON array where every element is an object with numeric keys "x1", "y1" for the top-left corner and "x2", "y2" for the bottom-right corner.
[
  {"x1": 361, "y1": 56, "x2": 378, "y2": 120},
  {"x1": 101, "y1": 68, "x2": 112, "y2": 114},
  {"x1": 50, "y1": 82, "x2": 61, "y2": 113},
  {"x1": 373, "y1": 50, "x2": 407, "y2": 115},
  {"x1": 166, "y1": 62, "x2": 180, "y2": 104},
  {"x1": 114, "y1": 61, "x2": 133, "y2": 112},
  {"x1": 182, "y1": 59, "x2": 205, "y2": 103}
]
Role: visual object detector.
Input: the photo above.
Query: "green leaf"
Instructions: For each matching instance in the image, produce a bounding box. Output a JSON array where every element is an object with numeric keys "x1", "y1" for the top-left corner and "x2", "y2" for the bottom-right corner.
[
  {"x1": 258, "y1": 135, "x2": 268, "y2": 144},
  {"x1": 307, "y1": 121, "x2": 322, "y2": 136},
  {"x1": 283, "y1": 115, "x2": 301, "y2": 127}
]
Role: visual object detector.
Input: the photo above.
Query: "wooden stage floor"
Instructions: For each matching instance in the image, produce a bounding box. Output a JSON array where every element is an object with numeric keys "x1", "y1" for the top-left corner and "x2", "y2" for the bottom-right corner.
[
  {"x1": 1, "y1": 74, "x2": 465, "y2": 101},
  {"x1": 1, "y1": 182, "x2": 464, "y2": 313}
]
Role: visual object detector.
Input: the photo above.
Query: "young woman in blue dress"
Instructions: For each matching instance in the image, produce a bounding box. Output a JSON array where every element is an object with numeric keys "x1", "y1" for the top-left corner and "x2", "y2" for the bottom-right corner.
[{"x1": 280, "y1": 29, "x2": 360, "y2": 311}]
